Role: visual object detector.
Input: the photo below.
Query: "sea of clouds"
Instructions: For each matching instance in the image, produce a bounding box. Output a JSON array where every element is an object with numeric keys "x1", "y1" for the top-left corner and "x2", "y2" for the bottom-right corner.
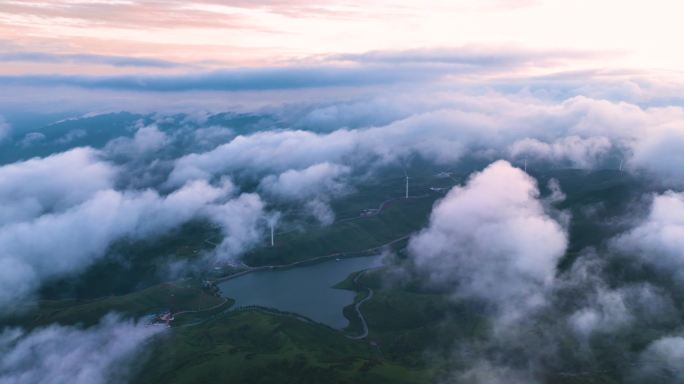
[{"x1": 1, "y1": 71, "x2": 684, "y2": 381}]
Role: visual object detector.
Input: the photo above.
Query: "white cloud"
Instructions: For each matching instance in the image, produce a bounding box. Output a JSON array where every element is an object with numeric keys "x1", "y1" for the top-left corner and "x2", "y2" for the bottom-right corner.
[
  {"x1": 631, "y1": 334, "x2": 684, "y2": 383},
  {"x1": 259, "y1": 162, "x2": 351, "y2": 201},
  {"x1": 192, "y1": 126, "x2": 234, "y2": 149},
  {"x1": 166, "y1": 94, "x2": 684, "y2": 187},
  {"x1": 613, "y1": 191, "x2": 684, "y2": 281},
  {"x1": 19, "y1": 132, "x2": 46, "y2": 147},
  {"x1": 630, "y1": 123, "x2": 684, "y2": 185},
  {"x1": 305, "y1": 199, "x2": 336, "y2": 226},
  {"x1": 0, "y1": 314, "x2": 164, "y2": 384},
  {"x1": 167, "y1": 129, "x2": 361, "y2": 186},
  {"x1": 442, "y1": 249, "x2": 679, "y2": 383},
  {"x1": 208, "y1": 193, "x2": 266, "y2": 263},
  {"x1": 409, "y1": 160, "x2": 567, "y2": 323},
  {"x1": 569, "y1": 283, "x2": 676, "y2": 344},
  {"x1": 0, "y1": 179, "x2": 236, "y2": 308},
  {"x1": 56, "y1": 129, "x2": 87, "y2": 144},
  {"x1": 105, "y1": 124, "x2": 168, "y2": 157},
  {"x1": 508, "y1": 136, "x2": 612, "y2": 168},
  {"x1": 291, "y1": 96, "x2": 437, "y2": 132},
  {"x1": 0, "y1": 147, "x2": 117, "y2": 226},
  {"x1": 258, "y1": 162, "x2": 351, "y2": 225}
]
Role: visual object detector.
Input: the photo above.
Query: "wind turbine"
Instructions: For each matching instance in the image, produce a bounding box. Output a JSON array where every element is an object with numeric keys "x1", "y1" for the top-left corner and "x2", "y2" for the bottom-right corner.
[
  {"x1": 266, "y1": 213, "x2": 281, "y2": 248},
  {"x1": 619, "y1": 159, "x2": 624, "y2": 172},
  {"x1": 402, "y1": 154, "x2": 414, "y2": 199},
  {"x1": 270, "y1": 222, "x2": 275, "y2": 247}
]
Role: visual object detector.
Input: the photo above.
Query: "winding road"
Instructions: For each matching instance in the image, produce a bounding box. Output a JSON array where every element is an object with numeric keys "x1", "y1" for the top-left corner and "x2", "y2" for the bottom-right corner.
[
  {"x1": 347, "y1": 269, "x2": 374, "y2": 340},
  {"x1": 173, "y1": 297, "x2": 229, "y2": 317}
]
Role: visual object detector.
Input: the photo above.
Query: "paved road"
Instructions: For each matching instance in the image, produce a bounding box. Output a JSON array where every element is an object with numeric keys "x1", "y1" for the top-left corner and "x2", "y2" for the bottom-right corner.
[
  {"x1": 173, "y1": 297, "x2": 229, "y2": 317},
  {"x1": 347, "y1": 269, "x2": 379, "y2": 340},
  {"x1": 335, "y1": 193, "x2": 431, "y2": 224}
]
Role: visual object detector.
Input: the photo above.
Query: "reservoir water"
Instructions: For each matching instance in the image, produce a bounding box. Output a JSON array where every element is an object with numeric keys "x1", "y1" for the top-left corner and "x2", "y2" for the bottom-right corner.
[{"x1": 218, "y1": 255, "x2": 381, "y2": 329}]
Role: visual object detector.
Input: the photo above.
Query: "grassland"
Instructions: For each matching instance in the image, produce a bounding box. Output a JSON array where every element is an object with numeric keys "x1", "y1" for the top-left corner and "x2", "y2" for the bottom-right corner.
[
  {"x1": 133, "y1": 311, "x2": 430, "y2": 384},
  {"x1": 5, "y1": 279, "x2": 228, "y2": 329}
]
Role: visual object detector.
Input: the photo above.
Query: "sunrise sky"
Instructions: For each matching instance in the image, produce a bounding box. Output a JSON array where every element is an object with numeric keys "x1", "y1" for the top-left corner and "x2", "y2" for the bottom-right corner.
[
  {"x1": 2, "y1": 0, "x2": 683, "y2": 72},
  {"x1": 0, "y1": 0, "x2": 682, "y2": 114}
]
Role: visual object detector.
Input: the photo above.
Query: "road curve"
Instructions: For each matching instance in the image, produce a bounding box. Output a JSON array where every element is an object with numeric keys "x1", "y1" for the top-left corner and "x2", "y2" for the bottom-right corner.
[
  {"x1": 173, "y1": 297, "x2": 230, "y2": 317},
  {"x1": 348, "y1": 270, "x2": 374, "y2": 340}
]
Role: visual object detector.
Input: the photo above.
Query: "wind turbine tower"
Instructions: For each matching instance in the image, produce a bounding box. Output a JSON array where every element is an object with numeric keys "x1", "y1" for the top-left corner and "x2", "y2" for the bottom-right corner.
[
  {"x1": 402, "y1": 155, "x2": 414, "y2": 199},
  {"x1": 270, "y1": 222, "x2": 275, "y2": 247},
  {"x1": 267, "y1": 212, "x2": 280, "y2": 248}
]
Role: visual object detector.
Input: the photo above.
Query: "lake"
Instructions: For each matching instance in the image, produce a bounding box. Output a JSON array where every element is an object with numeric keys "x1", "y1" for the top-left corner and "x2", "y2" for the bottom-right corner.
[{"x1": 218, "y1": 255, "x2": 382, "y2": 329}]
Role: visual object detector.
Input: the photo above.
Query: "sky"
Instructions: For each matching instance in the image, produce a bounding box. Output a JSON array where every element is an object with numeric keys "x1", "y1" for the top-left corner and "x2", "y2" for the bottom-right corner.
[
  {"x1": 1, "y1": 0, "x2": 682, "y2": 76},
  {"x1": 0, "y1": 0, "x2": 682, "y2": 115}
]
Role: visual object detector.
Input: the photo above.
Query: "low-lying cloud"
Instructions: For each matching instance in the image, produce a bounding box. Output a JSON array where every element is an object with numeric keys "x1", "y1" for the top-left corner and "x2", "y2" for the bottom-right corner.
[
  {"x1": 0, "y1": 162, "x2": 266, "y2": 308},
  {"x1": 613, "y1": 191, "x2": 684, "y2": 282},
  {"x1": 409, "y1": 160, "x2": 567, "y2": 324},
  {"x1": 259, "y1": 162, "x2": 351, "y2": 201},
  {"x1": 165, "y1": 94, "x2": 684, "y2": 190},
  {"x1": 0, "y1": 148, "x2": 116, "y2": 226},
  {"x1": 0, "y1": 314, "x2": 164, "y2": 384},
  {"x1": 207, "y1": 193, "x2": 266, "y2": 263},
  {"x1": 508, "y1": 135, "x2": 612, "y2": 168},
  {"x1": 401, "y1": 159, "x2": 684, "y2": 382},
  {"x1": 631, "y1": 333, "x2": 684, "y2": 382},
  {"x1": 258, "y1": 162, "x2": 350, "y2": 224},
  {"x1": 104, "y1": 124, "x2": 169, "y2": 157}
]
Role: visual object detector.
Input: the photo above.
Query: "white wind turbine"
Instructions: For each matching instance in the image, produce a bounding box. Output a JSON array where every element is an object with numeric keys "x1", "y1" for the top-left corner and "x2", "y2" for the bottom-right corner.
[
  {"x1": 270, "y1": 223, "x2": 275, "y2": 247},
  {"x1": 402, "y1": 155, "x2": 414, "y2": 199},
  {"x1": 266, "y1": 213, "x2": 281, "y2": 248}
]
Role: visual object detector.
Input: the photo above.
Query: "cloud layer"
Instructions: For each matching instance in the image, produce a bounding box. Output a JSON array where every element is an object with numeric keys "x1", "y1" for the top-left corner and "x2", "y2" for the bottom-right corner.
[
  {"x1": 0, "y1": 62, "x2": 683, "y2": 382},
  {"x1": 0, "y1": 148, "x2": 116, "y2": 226},
  {"x1": 401, "y1": 158, "x2": 684, "y2": 382},
  {"x1": 613, "y1": 191, "x2": 684, "y2": 282},
  {"x1": 164, "y1": 93, "x2": 684, "y2": 189},
  {"x1": 0, "y1": 314, "x2": 164, "y2": 384},
  {"x1": 0, "y1": 145, "x2": 267, "y2": 308},
  {"x1": 409, "y1": 160, "x2": 567, "y2": 323},
  {"x1": 0, "y1": 65, "x2": 444, "y2": 92},
  {"x1": 0, "y1": 179, "x2": 235, "y2": 308}
]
